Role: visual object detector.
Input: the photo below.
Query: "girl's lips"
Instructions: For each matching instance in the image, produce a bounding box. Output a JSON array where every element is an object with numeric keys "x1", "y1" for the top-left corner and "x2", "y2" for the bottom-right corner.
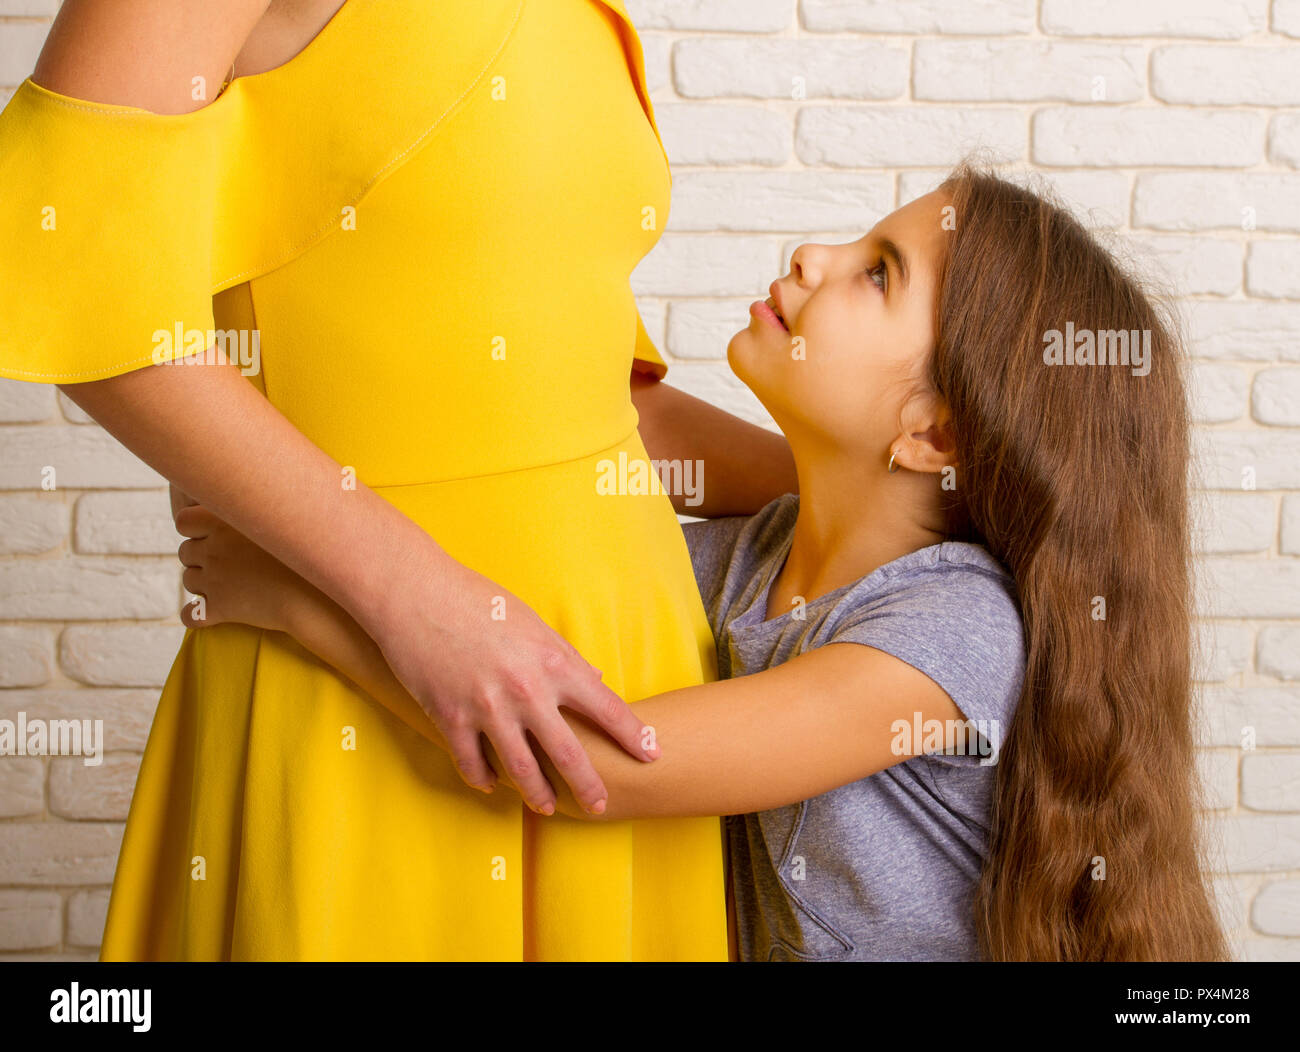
[{"x1": 750, "y1": 299, "x2": 788, "y2": 333}]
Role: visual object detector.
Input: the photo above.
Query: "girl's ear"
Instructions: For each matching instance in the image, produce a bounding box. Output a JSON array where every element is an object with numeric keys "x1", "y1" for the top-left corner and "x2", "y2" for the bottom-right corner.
[{"x1": 891, "y1": 397, "x2": 958, "y2": 474}]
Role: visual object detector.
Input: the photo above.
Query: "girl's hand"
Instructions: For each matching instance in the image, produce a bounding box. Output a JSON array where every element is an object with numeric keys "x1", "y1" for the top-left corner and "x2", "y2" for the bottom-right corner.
[{"x1": 176, "y1": 504, "x2": 306, "y2": 634}]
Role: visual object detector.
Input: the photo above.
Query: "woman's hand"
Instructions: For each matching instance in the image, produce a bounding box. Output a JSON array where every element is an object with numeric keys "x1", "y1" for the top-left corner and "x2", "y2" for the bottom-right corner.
[
  {"x1": 361, "y1": 548, "x2": 657, "y2": 815},
  {"x1": 173, "y1": 503, "x2": 659, "y2": 816}
]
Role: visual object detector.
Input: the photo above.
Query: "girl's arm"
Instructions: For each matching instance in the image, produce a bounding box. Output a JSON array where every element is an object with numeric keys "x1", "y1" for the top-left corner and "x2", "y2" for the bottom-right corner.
[
  {"x1": 630, "y1": 370, "x2": 798, "y2": 518},
  {"x1": 179, "y1": 506, "x2": 963, "y2": 820}
]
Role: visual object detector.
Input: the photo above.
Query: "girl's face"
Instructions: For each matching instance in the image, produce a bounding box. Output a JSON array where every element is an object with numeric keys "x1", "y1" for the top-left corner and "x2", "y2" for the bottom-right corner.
[{"x1": 728, "y1": 190, "x2": 952, "y2": 462}]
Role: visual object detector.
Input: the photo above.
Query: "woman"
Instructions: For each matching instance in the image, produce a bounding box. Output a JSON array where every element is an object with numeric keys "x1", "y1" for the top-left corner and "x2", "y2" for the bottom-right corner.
[
  {"x1": 0, "y1": 0, "x2": 795, "y2": 959},
  {"x1": 182, "y1": 167, "x2": 1228, "y2": 961}
]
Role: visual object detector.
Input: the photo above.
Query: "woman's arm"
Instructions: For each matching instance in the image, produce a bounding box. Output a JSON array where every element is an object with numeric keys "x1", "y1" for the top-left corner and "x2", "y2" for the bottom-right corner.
[
  {"x1": 179, "y1": 506, "x2": 963, "y2": 821},
  {"x1": 34, "y1": 0, "x2": 653, "y2": 817},
  {"x1": 630, "y1": 370, "x2": 798, "y2": 518}
]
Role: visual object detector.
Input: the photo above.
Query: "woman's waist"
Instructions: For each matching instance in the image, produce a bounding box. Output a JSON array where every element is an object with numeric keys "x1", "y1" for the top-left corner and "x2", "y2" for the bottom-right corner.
[{"x1": 367, "y1": 426, "x2": 698, "y2": 558}]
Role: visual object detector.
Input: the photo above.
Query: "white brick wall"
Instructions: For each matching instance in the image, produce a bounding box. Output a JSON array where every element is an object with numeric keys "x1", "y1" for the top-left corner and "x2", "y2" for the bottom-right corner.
[{"x1": 2, "y1": 0, "x2": 1299, "y2": 962}]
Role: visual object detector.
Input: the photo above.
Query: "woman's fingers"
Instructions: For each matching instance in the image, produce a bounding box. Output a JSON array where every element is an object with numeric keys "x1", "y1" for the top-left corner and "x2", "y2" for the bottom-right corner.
[
  {"x1": 529, "y1": 713, "x2": 609, "y2": 815},
  {"x1": 484, "y1": 723, "x2": 560, "y2": 815},
  {"x1": 442, "y1": 725, "x2": 498, "y2": 795},
  {"x1": 565, "y1": 673, "x2": 661, "y2": 764}
]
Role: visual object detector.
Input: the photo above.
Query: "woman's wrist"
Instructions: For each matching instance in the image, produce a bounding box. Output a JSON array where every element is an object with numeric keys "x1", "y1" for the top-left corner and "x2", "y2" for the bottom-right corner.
[{"x1": 326, "y1": 493, "x2": 456, "y2": 639}]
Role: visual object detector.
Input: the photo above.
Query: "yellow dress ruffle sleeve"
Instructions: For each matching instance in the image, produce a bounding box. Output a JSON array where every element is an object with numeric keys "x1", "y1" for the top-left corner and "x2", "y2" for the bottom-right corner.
[{"x1": 0, "y1": 0, "x2": 727, "y2": 961}]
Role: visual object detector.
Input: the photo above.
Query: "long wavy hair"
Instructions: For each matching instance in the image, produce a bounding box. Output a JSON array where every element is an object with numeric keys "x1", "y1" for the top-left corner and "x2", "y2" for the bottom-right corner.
[{"x1": 929, "y1": 164, "x2": 1225, "y2": 960}]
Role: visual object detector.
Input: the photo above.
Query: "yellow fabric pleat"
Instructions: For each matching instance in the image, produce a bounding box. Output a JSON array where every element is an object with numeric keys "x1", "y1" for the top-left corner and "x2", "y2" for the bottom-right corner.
[{"x1": 0, "y1": 0, "x2": 727, "y2": 960}]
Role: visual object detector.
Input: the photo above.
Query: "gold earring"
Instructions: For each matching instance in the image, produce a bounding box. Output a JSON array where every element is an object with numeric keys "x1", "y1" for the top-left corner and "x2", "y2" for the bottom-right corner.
[{"x1": 887, "y1": 449, "x2": 899, "y2": 474}]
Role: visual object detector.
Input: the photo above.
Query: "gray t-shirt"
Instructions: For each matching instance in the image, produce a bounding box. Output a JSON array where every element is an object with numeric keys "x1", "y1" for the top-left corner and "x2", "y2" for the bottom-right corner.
[{"x1": 681, "y1": 493, "x2": 1026, "y2": 962}]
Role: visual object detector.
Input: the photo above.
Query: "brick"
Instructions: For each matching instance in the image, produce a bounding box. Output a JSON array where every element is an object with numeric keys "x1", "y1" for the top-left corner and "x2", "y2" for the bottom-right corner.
[
  {"x1": 1185, "y1": 301, "x2": 1300, "y2": 362},
  {"x1": 1153, "y1": 47, "x2": 1300, "y2": 105},
  {"x1": 56, "y1": 390, "x2": 96, "y2": 424},
  {"x1": 0, "y1": 952, "x2": 98, "y2": 962},
  {"x1": 1198, "y1": 686, "x2": 1300, "y2": 746},
  {"x1": 0, "y1": 493, "x2": 68, "y2": 554},
  {"x1": 0, "y1": 556, "x2": 179, "y2": 619},
  {"x1": 0, "y1": 426, "x2": 164, "y2": 490},
  {"x1": 1194, "y1": 620, "x2": 1253, "y2": 682},
  {"x1": 1271, "y1": 113, "x2": 1300, "y2": 168},
  {"x1": 0, "y1": 823, "x2": 124, "y2": 884},
  {"x1": 668, "y1": 171, "x2": 892, "y2": 232},
  {"x1": 802, "y1": 0, "x2": 1034, "y2": 34},
  {"x1": 1188, "y1": 363, "x2": 1249, "y2": 424},
  {"x1": 635, "y1": 299, "x2": 667, "y2": 354},
  {"x1": 1284, "y1": 496, "x2": 1300, "y2": 556},
  {"x1": 0, "y1": 2, "x2": 61, "y2": 14},
  {"x1": 660, "y1": 363, "x2": 777, "y2": 431},
  {"x1": 1198, "y1": 749, "x2": 1237, "y2": 810},
  {"x1": 1212, "y1": 874, "x2": 1253, "y2": 939},
  {"x1": 1033, "y1": 108, "x2": 1263, "y2": 168},
  {"x1": 1213, "y1": 814, "x2": 1300, "y2": 872},
  {"x1": 625, "y1": 0, "x2": 791, "y2": 31},
  {"x1": 914, "y1": 41, "x2": 1144, "y2": 103},
  {"x1": 796, "y1": 106, "x2": 1025, "y2": 168},
  {"x1": 0, "y1": 891, "x2": 61, "y2": 952},
  {"x1": 0, "y1": 625, "x2": 54, "y2": 687},
  {"x1": 0, "y1": 378, "x2": 55, "y2": 422},
  {"x1": 49, "y1": 754, "x2": 141, "y2": 821},
  {"x1": 1193, "y1": 431, "x2": 1300, "y2": 490},
  {"x1": 58, "y1": 623, "x2": 185, "y2": 687},
  {"x1": 674, "y1": 39, "x2": 906, "y2": 100},
  {"x1": 0, "y1": 689, "x2": 163, "y2": 752},
  {"x1": 1258, "y1": 625, "x2": 1300, "y2": 679},
  {"x1": 1041, "y1": 0, "x2": 1267, "y2": 38},
  {"x1": 0, "y1": 757, "x2": 44, "y2": 818},
  {"x1": 633, "y1": 235, "x2": 780, "y2": 298},
  {"x1": 1247, "y1": 241, "x2": 1300, "y2": 299},
  {"x1": 1279, "y1": 0, "x2": 1300, "y2": 36},
  {"x1": 1242, "y1": 753, "x2": 1300, "y2": 812},
  {"x1": 640, "y1": 32, "x2": 668, "y2": 97},
  {"x1": 1128, "y1": 236, "x2": 1242, "y2": 298},
  {"x1": 667, "y1": 299, "x2": 754, "y2": 360},
  {"x1": 0, "y1": 20, "x2": 45, "y2": 86},
  {"x1": 1240, "y1": 937, "x2": 1300, "y2": 961},
  {"x1": 898, "y1": 169, "x2": 1129, "y2": 229},
  {"x1": 1251, "y1": 368, "x2": 1300, "y2": 425},
  {"x1": 1134, "y1": 173, "x2": 1300, "y2": 232},
  {"x1": 1252, "y1": 879, "x2": 1300, "y2": 935},
  {"x1": 654, "y1": 104, "x2": 791, "y2": 167},
  {"x1": 1199, "y1": 560, "x2": 1300, "y2": 618},
  {"x1": 73, "y1": 489, "x2": 177, "y2": 555},
  {"x1": 1191, "y1": 491, "x2": 1273, "y2": 553},
  {"x1": 66, "y1": 889, "x2": 111, "y2": 949}
]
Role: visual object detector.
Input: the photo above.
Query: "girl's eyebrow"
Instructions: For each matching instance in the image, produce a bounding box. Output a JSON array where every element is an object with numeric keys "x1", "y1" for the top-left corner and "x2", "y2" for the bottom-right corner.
[{"x1": 878, "y1": 236, "x2": 909, "y2": 291}]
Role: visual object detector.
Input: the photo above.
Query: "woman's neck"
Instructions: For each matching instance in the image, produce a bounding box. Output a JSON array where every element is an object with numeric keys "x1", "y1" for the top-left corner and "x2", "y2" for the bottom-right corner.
[{"x1": 764, "y1": 450, "x2": 946, "y2": 622}]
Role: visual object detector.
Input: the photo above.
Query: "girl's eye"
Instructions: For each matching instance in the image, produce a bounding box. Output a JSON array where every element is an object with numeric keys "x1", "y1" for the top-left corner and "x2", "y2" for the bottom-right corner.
[{"x1": 867, "y1": 261, "x2": 887, "y2": 292}]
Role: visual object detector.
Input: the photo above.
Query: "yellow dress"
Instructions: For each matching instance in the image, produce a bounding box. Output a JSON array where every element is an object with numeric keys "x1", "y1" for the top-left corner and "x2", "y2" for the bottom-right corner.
[{"x1": 0, "y1": 0, "x2": 729, "y2": 960}]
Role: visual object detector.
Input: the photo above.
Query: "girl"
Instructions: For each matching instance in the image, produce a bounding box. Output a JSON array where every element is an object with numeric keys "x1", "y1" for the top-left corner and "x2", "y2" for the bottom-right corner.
[{"x1": 176, "y1": 164, "x2": 1227, "y2": 961}]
